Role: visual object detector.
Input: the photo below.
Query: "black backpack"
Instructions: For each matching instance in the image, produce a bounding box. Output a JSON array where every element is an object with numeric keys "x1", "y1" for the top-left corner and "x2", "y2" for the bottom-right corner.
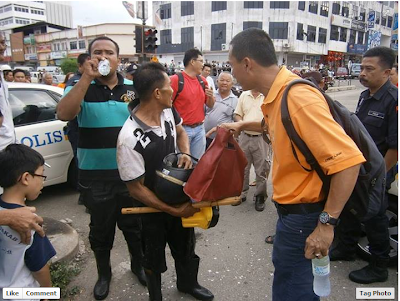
[
  {"x1": 173, "y1": 72, "x2": 206, "y2": 102},
  {"x1": 281, "y1": 79, "x2": 386, "y2": 222}
]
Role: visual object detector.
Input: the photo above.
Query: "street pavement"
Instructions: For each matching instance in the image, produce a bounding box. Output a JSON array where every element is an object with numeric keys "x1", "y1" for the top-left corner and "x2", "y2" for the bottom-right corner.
[{"x1": 33, "y1": 85, "x2": 397, "y2": 301}]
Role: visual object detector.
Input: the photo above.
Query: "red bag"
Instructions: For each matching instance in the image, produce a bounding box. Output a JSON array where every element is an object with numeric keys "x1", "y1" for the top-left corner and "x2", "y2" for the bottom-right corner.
[{"x1": 184, "y1": 127, "x2": 248, "y2": 202}]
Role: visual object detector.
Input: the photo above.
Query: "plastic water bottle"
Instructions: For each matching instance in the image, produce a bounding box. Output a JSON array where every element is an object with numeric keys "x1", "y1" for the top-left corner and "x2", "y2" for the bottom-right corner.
[{"x1": 312, "y1": 255, "x2": 331, "y2": 297}]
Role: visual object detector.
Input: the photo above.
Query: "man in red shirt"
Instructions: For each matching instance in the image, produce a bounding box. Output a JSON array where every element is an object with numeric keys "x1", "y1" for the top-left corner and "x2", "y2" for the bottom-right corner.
[{"x1": 170, "y1": 49, "x2": 215, "y2": 160}]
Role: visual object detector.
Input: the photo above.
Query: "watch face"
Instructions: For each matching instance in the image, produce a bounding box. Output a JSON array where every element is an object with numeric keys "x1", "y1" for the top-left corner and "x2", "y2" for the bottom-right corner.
[{"x1": 319, "y1": 212, "x2": 330, "y2": 224}]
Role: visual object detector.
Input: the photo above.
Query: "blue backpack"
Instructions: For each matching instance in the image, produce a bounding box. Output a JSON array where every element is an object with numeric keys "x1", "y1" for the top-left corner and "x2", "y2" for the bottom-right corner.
[{"x1": 281, "y1": 79, "x2": 386, "y2": 222}]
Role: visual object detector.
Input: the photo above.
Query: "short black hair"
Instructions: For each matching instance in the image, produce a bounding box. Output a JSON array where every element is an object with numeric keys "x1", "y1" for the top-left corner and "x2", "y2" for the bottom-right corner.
[
  {"x1": 13, "y1": 69, "x2": 26, "y2": 77},
  {"x1": 230, "y1": 28, "x2": 277, "y2": 67},
  {"x1": 363, "y1": 46, "x2": 396, "y2": 70},
  {"x1": 302, "y1": 71, "x2": 323, "y2": 83},
  {"x1": 24, "y1": 70, "x2": 31, "y2": 77},
  {"x1": 183, "y1": 48, "x2": 203, "y2": 67},
  {"x1": 3, "y1": 70, "x2": 12, "y2": 76},
  {"x1": 133, "y1": 62, "x2": 167, "y2": 101},
  {"x1": 0, "y1": 144, "x2": 44, "y2": 188},
  {"x1": 88, "y1": 36, "x2": 119, "y2": 56},
  {"x1": 77, "y1": 53, "x2": 90, "y2": 66},
  {"x1": 203, "y1": 63, "x2": 212, "y2": 70}
]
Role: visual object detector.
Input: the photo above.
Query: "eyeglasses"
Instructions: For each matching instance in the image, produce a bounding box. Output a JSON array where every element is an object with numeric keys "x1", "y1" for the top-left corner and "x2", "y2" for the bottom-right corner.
[{"x1": 30, "y1": 173, "x2": 47, "y2": 181}]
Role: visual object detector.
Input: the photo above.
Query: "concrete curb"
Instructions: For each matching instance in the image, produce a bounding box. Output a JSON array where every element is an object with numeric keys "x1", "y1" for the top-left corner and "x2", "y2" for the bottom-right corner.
[
  {"x1": 326, "y1": 85, "x2": 356, "y2": 93},
  {"x1": 43, "y1": 217, "x2": 79, "y2": 264}
]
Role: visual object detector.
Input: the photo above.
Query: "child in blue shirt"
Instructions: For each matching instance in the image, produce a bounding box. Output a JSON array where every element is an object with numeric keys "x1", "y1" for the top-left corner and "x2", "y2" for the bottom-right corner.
[{"x1": 0, "y1": 144, "x2": 56, "y2": 299}]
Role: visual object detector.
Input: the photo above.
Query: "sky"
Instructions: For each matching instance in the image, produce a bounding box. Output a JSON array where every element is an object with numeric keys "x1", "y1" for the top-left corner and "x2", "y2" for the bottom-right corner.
[{"x1": 70, "y1": 0, "x2": 153, "y2": 27}]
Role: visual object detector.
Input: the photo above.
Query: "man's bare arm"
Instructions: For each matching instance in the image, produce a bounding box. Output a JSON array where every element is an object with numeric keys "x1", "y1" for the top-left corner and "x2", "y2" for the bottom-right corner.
[
  {"x1": 32, "y1": 264, "x2": 52, "y2": 287},
  {"x1": 304, "y1": 163, "x2": 361, "y2": 259},
  {"x1": 126, "y1": 179, "x2": 198, "y2": 218},
  {"x1": 220, "y1": 120, "x2": 262, "y2": 134},
  {"x1": 384, "y1": 148, "x2": 397, "y2": 172}
]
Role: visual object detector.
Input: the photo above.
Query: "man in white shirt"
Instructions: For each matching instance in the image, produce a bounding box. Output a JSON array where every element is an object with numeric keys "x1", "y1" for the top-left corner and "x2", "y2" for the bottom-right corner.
[
  {"x1": 0, "y1": 32, "x2": 16, "y2": 151},
  {"x1": 201, "y1": 63, "x2": 216, "y2": 91}
]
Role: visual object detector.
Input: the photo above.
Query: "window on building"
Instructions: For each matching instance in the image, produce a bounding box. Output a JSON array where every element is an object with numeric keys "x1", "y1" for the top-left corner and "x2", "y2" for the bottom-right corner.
[
  {"x1": 342, "y1": 2, "x2": 349, "y2": 17},
  {"x1": 160, "y1": 3, "x2": 171, "y2": 19},
  {"x1": 244, "y1": 1, "x2": 263, "y2": 9},
  {"x1": 309, "y1": 1, "x2": 318, "y2": 14},
  {"x1": 3, "y1": 5, "x2": 12, "y2": 12},
  {"x1": 388, "y1": 16, "x2": 393, "y2": 28},
  {"x1": 357, "y1": 31, "x2": 364, "y2": 44},
  {"x1": 330, "y1": 25, "x2": 339, "y2": 40},
  {"x1": 243, "y1": 21, "x2": 262, "y2": 30},
  {"x1": 297, "y1": 23, "x2": 304, "y2": 40},
  {"x1": 339, "y1": 27, "x2": 347, "y2": 42},
  {"x1": 298, "y1": 1, "x2": 305, "y2": 11},
  {"x1": 14, "y1": 5, "x2": 29, "y2": 13},
  {"x1": 349, "y1": 30, "x2": 356, "y2": 44},
  {"x1": 160, "y1": 29, "x2": 172, "y2": 45},
  {"x1": 332, "y1": 1, "x2": 340, "y2": 15},
  {"x1": 31, "y1": 9, "x2": 44, "y2": 15},
  {"x1": 318, "y1": 28, "x2": 327, "y2": 43},
  {"x1": 15, "y1": 18, "x2": 30, "y2": 24},
  {"x1": 70, "y1": 41, "x2": 77, "y2": 50},
  {"x1": 352, "y1": 6, "x2": 358, "y2": 20},
  {"x1": 381, "y1": 15, "x2": 387, "y2": 27},
  {"x1": 360, "y1": 8, "x2": 366, "y2": 21},
  {"x1": 78, "y1": 40, "x2": 86, "y2": 49},
  {"x1": 0, "y1": 17, "x2": 14, "y2": 26},
  {"x1": 307, "y1": 25, "x2": 316, "y2": 42},
  {"x1": 211, "y1": 23, "x2": 226, "y2": 51},
  {"x1": 181, "y1": 1, "x2": 194, "y2": 16},
  {"x1": 375, "y1": 12, "x2": 380, "y2": 24},
  {"x1": 211, "y1": 1, "x2": 227, "y2": 11},
  {"x1": 320, "y1": 1, "x2": 329, "y2": 17},
  {"x1": 269, "y1": 22, "x2": 288, "y2": 39},
  {"x1": 270, "y1": 1, "x2": 289, "y2": 9},
  {"x1": 181, "y1": 27, "x2": 194, "y2": 44}
]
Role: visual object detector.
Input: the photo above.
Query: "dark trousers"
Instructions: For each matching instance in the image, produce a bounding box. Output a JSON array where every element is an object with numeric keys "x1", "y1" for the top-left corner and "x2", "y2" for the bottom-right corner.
[
  {"x1": 79, "y1": 180, "x2": 142, "y2": 252},
  {"x1": 141, "y1": 212, "x2": 197, "y2": 273},
  {"x1": 335, "y1": 191, "x2": 390, "y2": 259},
  {"x1": 272, "y1": 211, "x2": 320, "y2": 301}
]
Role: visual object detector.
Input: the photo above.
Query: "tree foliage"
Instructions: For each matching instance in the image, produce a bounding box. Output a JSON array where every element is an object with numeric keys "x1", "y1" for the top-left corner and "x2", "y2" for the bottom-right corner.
[{"x1": 60, "y1": 58, "x2": 78, "y2": 74}]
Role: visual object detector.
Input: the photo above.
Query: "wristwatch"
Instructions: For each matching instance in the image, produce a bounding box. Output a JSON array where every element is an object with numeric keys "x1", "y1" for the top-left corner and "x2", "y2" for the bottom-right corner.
[{"x1": 319, "y1": 211, "x2": 338, "y2": 226}]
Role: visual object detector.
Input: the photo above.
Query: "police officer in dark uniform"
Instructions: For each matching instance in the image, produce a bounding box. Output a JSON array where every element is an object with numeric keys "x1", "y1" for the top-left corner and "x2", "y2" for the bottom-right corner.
[{"x1": 330, "y1": 46, "x2": 398, "y2": 284}]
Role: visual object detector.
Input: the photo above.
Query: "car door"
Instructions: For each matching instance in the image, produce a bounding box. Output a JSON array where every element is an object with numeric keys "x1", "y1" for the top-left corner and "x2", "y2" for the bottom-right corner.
[{"x1": 8, "y1": 87, "x2": 73, "y2": 186}]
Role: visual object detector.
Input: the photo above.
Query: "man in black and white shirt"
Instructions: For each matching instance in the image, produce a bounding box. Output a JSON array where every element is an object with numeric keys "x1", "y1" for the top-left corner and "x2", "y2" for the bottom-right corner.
[{"x1": 117, "y1": 63, "x2": 214, "y2": 301}]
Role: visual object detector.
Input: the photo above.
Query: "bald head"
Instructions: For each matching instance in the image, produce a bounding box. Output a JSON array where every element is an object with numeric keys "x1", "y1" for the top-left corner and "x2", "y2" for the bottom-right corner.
[{"x1": 217, "y1": 72, "x2": 234, "y2": 95}]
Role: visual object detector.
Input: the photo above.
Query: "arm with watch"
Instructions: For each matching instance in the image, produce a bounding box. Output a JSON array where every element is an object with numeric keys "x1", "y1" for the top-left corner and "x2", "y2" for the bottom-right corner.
[{"x1": 304, "y1": 163, "x2": 361, "y2": 260}]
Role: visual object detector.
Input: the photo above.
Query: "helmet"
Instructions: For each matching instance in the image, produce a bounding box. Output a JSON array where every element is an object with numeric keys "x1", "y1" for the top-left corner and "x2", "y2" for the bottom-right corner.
[{"x1": 154, "y1": 153, "x2": 197, "y2": 205}]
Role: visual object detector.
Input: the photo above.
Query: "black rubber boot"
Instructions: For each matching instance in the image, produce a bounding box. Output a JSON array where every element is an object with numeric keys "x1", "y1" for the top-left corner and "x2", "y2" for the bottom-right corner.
[
  {"x1": 349, "y1": 257, "x2": 389, "y2": 284},
  {"x1": 176, "y1": 256, "x2": 214, "y2": 301},
  {"x1": 128, "y1": 244, "x2": 147, "y2": 286},
  {"x1": 145, "y1": 269, "x2": 162, "y2": 301},
  {"x1": 255, "y1": 195, "x2": 265, "y2": 212},
  {"x1": 93, "y1": 250, "x2": 112, "y2": 300}
]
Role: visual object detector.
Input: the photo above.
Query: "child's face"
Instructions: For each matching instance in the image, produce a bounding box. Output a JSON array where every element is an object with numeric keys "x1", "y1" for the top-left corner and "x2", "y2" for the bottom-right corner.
[{"x1": 26, "y1": 165, "x2": 45, "y2": 201}]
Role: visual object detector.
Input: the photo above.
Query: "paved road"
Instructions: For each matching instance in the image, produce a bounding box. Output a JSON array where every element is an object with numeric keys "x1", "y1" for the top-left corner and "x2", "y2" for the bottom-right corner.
[{"x1": 34, "y1": 86, "x2": 397, "y2": 301}]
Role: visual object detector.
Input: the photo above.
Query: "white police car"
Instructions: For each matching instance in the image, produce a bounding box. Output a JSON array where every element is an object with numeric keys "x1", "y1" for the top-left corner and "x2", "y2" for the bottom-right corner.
[{"x1": 8, "y1": 82, "x2": 75, "y2": 187}]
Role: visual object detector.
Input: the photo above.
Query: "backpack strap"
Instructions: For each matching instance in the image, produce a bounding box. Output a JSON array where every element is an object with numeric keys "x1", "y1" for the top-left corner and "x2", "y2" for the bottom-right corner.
[
  {"x1": 281, "y1": 79, "x2": 330, "y2": 194},
  {"x1": 196, "y1": 75, "x2": 206, "y2": 91},
  {"x1": 173, "y1": 72, "x2": 185, "y2": 102}
]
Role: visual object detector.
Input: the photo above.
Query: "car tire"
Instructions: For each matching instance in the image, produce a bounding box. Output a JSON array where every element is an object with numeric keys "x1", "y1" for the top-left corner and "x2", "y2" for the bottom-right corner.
[
  {"x1": 68, "y1": 159, "x2": 78, "y2": 189},
  {"x1": 357, "y1": 197, "x2": 398, "y2": 266}
]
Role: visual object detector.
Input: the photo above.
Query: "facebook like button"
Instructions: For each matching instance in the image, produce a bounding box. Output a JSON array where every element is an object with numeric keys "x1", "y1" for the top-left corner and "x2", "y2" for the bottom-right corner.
[{"x1": 3, "y1": 288, "x2": 61, "y2": 299}]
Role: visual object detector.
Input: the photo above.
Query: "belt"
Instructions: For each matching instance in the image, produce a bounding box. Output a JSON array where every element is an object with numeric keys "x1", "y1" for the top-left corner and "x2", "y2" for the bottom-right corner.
[
  {"x1": 274, "y1": 201, "x2": 325, "y2": 215},
  {"x1": 244, "y1": 133, "x2": 261, "y2": 137},
  {"x1": 183, "y1": 122, "x2": 203, "y2": 128}
]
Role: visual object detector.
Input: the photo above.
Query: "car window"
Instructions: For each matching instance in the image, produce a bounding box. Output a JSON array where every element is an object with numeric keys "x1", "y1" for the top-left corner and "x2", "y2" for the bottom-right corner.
[{"x1": 9, "y1": 89, "x2": 58, "y2": 127}]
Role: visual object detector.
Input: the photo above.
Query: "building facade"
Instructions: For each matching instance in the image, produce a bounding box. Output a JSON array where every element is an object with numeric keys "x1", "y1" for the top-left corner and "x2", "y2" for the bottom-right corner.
[{"x1": 152, "y1": 1, "x2": 397, "y2": 69}]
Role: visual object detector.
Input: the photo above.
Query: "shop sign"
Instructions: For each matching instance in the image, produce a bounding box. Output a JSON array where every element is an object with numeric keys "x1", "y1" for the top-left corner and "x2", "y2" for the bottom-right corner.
[
  {"x1": 24, "y1": 53, "x2": 38, "y2": 60},
  {"x1": 331, "y1": 15, "x2": 352, "y2": 29},
  {"x1": 368, "y1": 11, "x2": 375, "y2": 29},
  {"x1": 347, "y1": 44, "x2": 367, "y2": 54},
  {"x1": 37, "y1": 44, "x2": 52, "y2": 53},
  {"x1": 367, "y1": 30, "x2": 381, "y2": 49},
  {"x1": 50, "y1": 51, "x2": 67, "y2": 59},
  {"x1": 351, "y1": 20, "x2": 366, "y2": 32}
]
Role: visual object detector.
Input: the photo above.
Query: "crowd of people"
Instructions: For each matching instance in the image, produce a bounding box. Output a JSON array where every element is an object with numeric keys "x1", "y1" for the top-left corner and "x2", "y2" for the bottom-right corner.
[{"x1": 0, "y1": 27, "x2": 398, "y2": 301}]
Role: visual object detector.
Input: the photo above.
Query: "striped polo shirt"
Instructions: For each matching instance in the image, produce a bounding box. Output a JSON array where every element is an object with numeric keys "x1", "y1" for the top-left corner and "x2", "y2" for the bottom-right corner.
[{"x1": 64, "y1": 73, "x2": 136, "y2": 181}]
